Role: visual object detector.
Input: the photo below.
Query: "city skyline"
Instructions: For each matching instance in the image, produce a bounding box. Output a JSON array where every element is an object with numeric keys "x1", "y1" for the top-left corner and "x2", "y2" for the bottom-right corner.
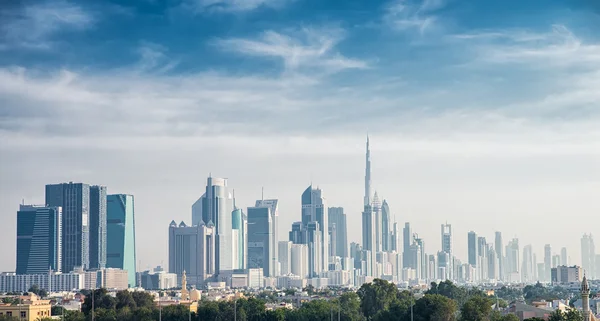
[{"x1": 1, "y1": 0, "x2": 600, "y2": 274}]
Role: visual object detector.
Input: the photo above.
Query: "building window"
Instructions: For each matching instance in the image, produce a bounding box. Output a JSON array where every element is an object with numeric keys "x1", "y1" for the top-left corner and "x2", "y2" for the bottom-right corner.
[
  {"x1": 21, "y1": 311, "x2": 26, "y2": 318},
  {"x1": 6, "y1": 312, "x2": 12, "y2": 316}
]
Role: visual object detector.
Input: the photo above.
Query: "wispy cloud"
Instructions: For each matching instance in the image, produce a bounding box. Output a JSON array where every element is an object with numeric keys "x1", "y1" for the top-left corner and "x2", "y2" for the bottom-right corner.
[
  {"x1": 384, "y1": 0, "x2": 446, "y2": 34},
  {"x1": 182, "y1": 0, "x2": 292, "y2": 13},
  {"x1": 214, "y1": 27, "x2": 368, "y2": 75},
  {"x1": 0, "y1": 1, "x2": 94, "y2": 50},
  {"x1": 134, "y1": 42, "x2": 180, "y2": 74}
]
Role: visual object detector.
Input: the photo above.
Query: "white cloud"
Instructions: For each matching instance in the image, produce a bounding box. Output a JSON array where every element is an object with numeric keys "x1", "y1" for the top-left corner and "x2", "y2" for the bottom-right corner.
[
  {"x1": 384, "y1": 0, "x2": 446, "y2": 34},
  {"x1": 214, "y1": 27, "x2": 369, "y2": 74},
  {"x1": 0, "y1": 1, "x2": 93, "y2": 50},
  {"x1": 183, "y1": 0, "x2": 292, "y2": 13}
]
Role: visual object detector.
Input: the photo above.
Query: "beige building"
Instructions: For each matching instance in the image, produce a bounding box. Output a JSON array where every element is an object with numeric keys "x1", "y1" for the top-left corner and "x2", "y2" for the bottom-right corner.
[
  {"x1": 0, "y1": 293, "x2": 51, "y2": 321},
  {"x1": 84, "y1": 268, "x2": 129, "y2": 290}
]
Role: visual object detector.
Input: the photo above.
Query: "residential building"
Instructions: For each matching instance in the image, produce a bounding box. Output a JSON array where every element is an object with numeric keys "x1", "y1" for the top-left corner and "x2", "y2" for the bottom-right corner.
[
  {"x1": 302, "y1": 186, "x2": 328, "y2": 275},
  {"x1": 106, "y1": 194, "x2": 136, "y2": 287},
  {"x1": 278, "y1": 241, "x2": 292, "y2": 275},
  {"x1": 45, "y1": 182, "x2": 90, "y2": 272},
  {"x1": 551, "y1": 265, "x2": 582, "y2": 284},
  {"x1": 16, "y1": 205, "x2": 62, "y2": 274},
  {"x1": 544, "y1": 244, "x2": 552, "y2": 282},
  {"x1": 0, "y1": 271, "x2": 84, "y2": 292},
  {"x1": 290, "y1": 244, "x2": 308, "y2": 278}
]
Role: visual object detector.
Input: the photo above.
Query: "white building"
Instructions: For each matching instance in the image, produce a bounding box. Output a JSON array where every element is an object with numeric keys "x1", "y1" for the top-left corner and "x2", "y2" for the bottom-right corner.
[
  {"x1": 0, "y1": 271, "x2": 84, "y2": 292},
  {"x1": 551, "y1": 265, "x2": 582, "y2": 284},
  {"x1": 278, "y1": 241, "x2": 292, "y2": 275},
  {"x1": 248, "y1": 268, "x2": 264, "y2": 289},
  {"x1": 290, "y1": 244, "x2": 308, "y2": 278}
]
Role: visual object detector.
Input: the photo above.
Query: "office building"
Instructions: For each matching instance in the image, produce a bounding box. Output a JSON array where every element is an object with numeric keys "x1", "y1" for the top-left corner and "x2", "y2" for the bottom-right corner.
[
  {"x1": 468, "y1": 231, "x2": 478, "y2": 267},
  {"x1": 306, "y1": 221, "x2": 322, "y2": 277},
  {"x1": 495, "y1": 232, "x2": 504, "y2": 281},
  {"x1": 289, "y1": 221, "x2": 306, "y2": 244},
  {"x1": 290, "y1": 244, "x2": 308, "y2": 278},
  {"x1": 138, "y1": 268, "x2": 178, "y2": 290},
  {"x1": 46, "y1": 182, "x2": 91, "y2": 272},
  {"x1": 278, "y1": 241, "x2": 292, "y2": 275},
  {"x1": 544, "y1": 244, "x2": 552, "y2": 282},
  {"x1": 16, "y1": 205, "x2": 62, "y2": 274},
  {"x1": 381, "y1": 200, "x2": 391, "y2": 252},
  {"x1": 441, "y1": 223, "x2": 452, "y2": 277},
  {"x1": 414, "y1": 235, "x2": 427, "y2": 280},
  {"x1": 89, "y1": 185, "x2": 107, "y2": 269},
  {"x1": 372, "y1": 192, "x2": 382, "y2": 253},
  {"x1": 403, "y1": 223, "x2": 413, "y2": 268},
  {"x1": 301, "y1": 186, "x2": 328, "y2": 275},
  {"x1": 247, "y1": 205, "x2": 274, "y2": 276},
  {"x1": 328, "y1": 207, "x2": 348, "y2": 259},
  {"x1": 551, "y1": 265, "x2": 582, "y2": 284},
  {"x1": 506, "y1": 238, "x2": 520, "y2": 282},
  {"x1": 168, "y1": 221, "x2": 215, "y2": 287},
  {"x1": 191, "y1": 176, "x2": 234, "y2": 273},
  {"x1": 362, "y1": 136, "x2": 376, "y2": 275},
  {"x1": 255, "y1": 199, "x2": 279, "y2": 276},
  {"x1": 581, "y1": 234, "x2": 596, "y2": 279},
  {"x1": 106, "y1": 194, "x2": 136, "y2": 287},
  {"x1": 391, "y1": 222, "x2": 399, "y2": 252},
  {"x1": 231, "y1": 207, "x2": 247, "y2": 270},
  {"x1": 560, "y1": 248, "x2": 568, "y2": 266},
  {"x1": 522, "y1": 245, "x2": 534, "y2": 283}
]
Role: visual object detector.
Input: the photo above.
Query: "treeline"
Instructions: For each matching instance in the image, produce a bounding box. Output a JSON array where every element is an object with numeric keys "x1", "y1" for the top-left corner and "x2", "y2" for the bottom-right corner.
[{"x1": 0, "y1": 279, "x2": 585, "y2": 321}]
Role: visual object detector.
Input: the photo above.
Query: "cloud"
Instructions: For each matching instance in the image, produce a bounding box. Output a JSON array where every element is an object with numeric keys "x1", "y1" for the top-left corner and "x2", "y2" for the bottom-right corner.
[
  {"x1": 182, "y1": 0, "x2": 292, "y2": 13},
  {"x1": 134, "y1": 42, "x2": 180, "y2": 73},
  {"x1": 214, "y1": 27, "x2": 368, "y2": 75},
  {"x1": 383, "y1": 0, "x2": 446, "y2": 34},
  {"x1": 0, "y1": 1, "x2": 94, "y2": 50}
]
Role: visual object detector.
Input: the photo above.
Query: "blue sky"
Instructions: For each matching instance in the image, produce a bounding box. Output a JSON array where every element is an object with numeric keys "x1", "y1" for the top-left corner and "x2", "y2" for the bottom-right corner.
[{"x1": 1, "y1": 0, "x2": 599, "y2": 270}]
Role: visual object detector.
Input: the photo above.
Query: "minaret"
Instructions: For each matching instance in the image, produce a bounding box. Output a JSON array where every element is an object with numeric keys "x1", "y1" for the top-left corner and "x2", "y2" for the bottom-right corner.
[
  {"x1": 364, "y1": 135, "x2": 371, "y2": 207},
  {"x1": 181, "y1": 270, "x2": 189, "y2": 300},
  {"x1": 582, "y1": 274, "x2": 591, "y2": 321}
]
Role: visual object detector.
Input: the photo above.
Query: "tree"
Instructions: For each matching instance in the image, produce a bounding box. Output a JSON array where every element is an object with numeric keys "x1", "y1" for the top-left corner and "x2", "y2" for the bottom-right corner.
[
  {"x1": 116, "y1": 290, "x2": 137, "y2": 310},
  {"x1": 28, "y1": 284, "x2": 48, "y2": 298},
  {"x1": 131, "y1": 291, "x2": 155, "y2": 310},
  {"x1": 357, "y1": 279, "x2": 403, "y2": 319},
  {"x1": 548, "y1": 309, "x2": 584, "y2": 321},
  {"x1": 461, "y1": 295, "x2": 493, "y2": 321},
  {"x1": 82, "y1": 288, "x2": 117, "y2": 315},
  {"x1": 490, "y1": 312, "x2": 519, "y2": 321},
  {"x1": 413, "y1": 294, "x2": 457, "y2": 321},
  {"x1": 338, "y1": 292, "x2": 366, "y2": 321}
]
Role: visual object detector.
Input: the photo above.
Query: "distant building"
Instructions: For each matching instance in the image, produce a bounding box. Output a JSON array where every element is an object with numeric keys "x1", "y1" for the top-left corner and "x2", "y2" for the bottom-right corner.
[
  {"x1": 247, "y1": 206, "x2": 274, "y2": 276},
  {"x1": 89, "y1": 185, "x2": 107, "y2": 270},
  {"x1": 255, "y1": 199, "x2": 279, "y2": 277},
  {"x1": 16, "y1": 205, "x2": 62, "y2": 274},
  {"x1": 544, "y1": 244, "x2": 552, "y2": 282},
  {"x1": 551, "y1": 265, "x2": 583, "y2": 284},
  {"x1": 168, "y1": 221, "x2": 215, "y2": 287},
  {"x1": 106, "y1": 194, "x2": 136, "y2": 287},
  {"x1": 278, "y1": 241, "x2": 292, "y2": 275},
  {"x1": 138, "y1": 268, "x2": 178, "y2": 290},
  {"x1": 290, "y1": 244, "x2": 308, "y2": 278},
  {"x1": 468, "y1": 231, "x2": 478, "y2": 267},
  {"x1": 84, "y1": 268, "x2": 129, "y2": 290},
  {"x1": 231, "y1": 208, "x2": 247, "y2": 270},
  {"x1": 302, "y1": 186, "x2": 328, "y2": 275},
  {"x1": 328, "y1": 207, "x2": 348, "y2": 259},
  {"x1": 0, "y1": 272, "x2": 84, "y2": 292},
  {"x1": 0, "y1": 293, "x2": 51, "y2": 321},
  {"x1": 581, "y1": 234, "x2": 596, "y2": 280},
  {"x1": 46, "y1": 182, "x2": 91, "y2": 272}
]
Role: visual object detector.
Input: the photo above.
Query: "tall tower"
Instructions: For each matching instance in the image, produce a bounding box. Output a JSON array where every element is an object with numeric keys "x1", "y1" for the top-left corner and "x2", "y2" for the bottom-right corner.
[
  {"x1": 361, "y1": 136, "x2": 375, "y2": 276},
  {"x1": 364, "y1": 135, "x2": 371, "y2": 207},
  {"x1": 581, "y1": 274, "x2": 591, "y2": 321},
  {"x1": 441, "y1": 223, "x2": 452, "y2": 278}
]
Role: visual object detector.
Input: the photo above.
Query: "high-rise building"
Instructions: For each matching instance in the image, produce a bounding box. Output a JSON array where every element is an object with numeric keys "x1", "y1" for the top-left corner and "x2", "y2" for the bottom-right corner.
[
  {"x1": 247, "y1": 205, "x2": 274, "y2": 276},
  {"x1": 551, "y1": 265, "x2": 582, "y2": 284},
  {"x1": 191, "y1": 177, "x2": 234, "y2": 273},
  {"x1": 16, "y1": 205, "x2": 62, "y2": 274},
  {"x1": 441, "y1": 224, "x2": 452, "y2": 278},
  {"x1": 255, "y1": 199, "x2": 279, "y2": 276},
  {"x1": 306, "y1": 221, "x2": 322, "y2": 277},
  {"x1": 289, "y1": 221, "x2": 306, "y2": 244},
  {"x1": 46, "y1": 182, "x2": 90, "y2": 272},
  {"x1": 290, "y1": 244, "x2": 308, "y2": 278},
  {"x1": 362, "y1": 136, "x2": 376, "y2": 275},
  {"x1": 495, "y1": 232, "x2": 504, "y2": 281},
  {"x1": 581, "y1": 234, "x2": 596, "y2": 279},
  {"x1": 328, "y1": 207, "x2": 348, "y2": 259},
  {"x1": 506, "y1": 238, "x2": 520, "y2": 282},
  {"x1": 544, "y1": 244, "x2": 552, "y2": 282},
  {"x1": 522, "y1": 245, "x2": 534, "y2": 282},
  {"x1": 468, "y1": 231, "x2": 478, "y2": 267},
  {"x1": 231, "y1": 208, "x2": 247, "y2": 270},
  {"x1": 302, "y1": 186, "x2": 328, "y2": 274},
  {"x1": 381, "y1": 200, "x2": 391, "y2": 252},
  {"x1": 106, "y1": 194, "x2": 136, "y2": 287},
  {"x1": 278, "y1": 241, "x2": 292, "y2": 275},
  {"x1": 560, "y1": 248, "x2": 568, "y2": 266},
  {"x1": 391, "y1": 222, "x2": 399, "y2": 252},
  {"x1": 168, "y1": 221, "x2": 215, "y2": 287},
  {"x1": 372, "y1": 192, "x2": 382, "y2": 253},
  {"x1": 403, "y1": 223, "x2": 413, "y2": 268},
  {"x1": 477, "y1": 237, "x2": 488, "y2": 280},
  {"x1": 414, "y1": 235, "x2": 427, "y2": 280},
  {"x1": 89, "y1": 185, "x2": 107, "y2": 270},
  {"x1": 408, "y1": 242, "x2": 422, "y2": 280}
]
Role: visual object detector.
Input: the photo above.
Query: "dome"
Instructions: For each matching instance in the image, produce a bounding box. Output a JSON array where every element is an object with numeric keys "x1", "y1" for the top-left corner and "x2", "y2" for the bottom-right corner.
[{"x1": 190, "y1": 288, "x2": 202, "y2": 301}]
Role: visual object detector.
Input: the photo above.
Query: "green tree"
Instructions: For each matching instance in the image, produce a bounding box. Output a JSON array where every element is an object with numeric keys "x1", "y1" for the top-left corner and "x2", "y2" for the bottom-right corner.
[
  {"x1": 338, "y1": 292, "x2": 366, "y2": 321},
  {"x1": 116, "y1": 290, "x2": 137, "y2": 310},
  {"x1": 82, "y1": 289, "x2": 117, "y2": 315},
  {"x1": 28, "y1": 284, "x2": 48, "y2": 298},
  {"x1": 461, "y1": 295, "x2": 493, "y2": 321},
  {"x1": 413, "y1": 294, "x2": 457, "y2": 321},
  {"x1": 131, "y1": 291, "x2": 155, "y2": 310},
  {"x1": 357, "y1": 279, "x2": 402, "y2": 319},
  {"x1": 490, "y1": 311, "x2": 520, "y2": 321},
  {"x1": 63, "y1": 310, "x2": 86, "y2": 321}
]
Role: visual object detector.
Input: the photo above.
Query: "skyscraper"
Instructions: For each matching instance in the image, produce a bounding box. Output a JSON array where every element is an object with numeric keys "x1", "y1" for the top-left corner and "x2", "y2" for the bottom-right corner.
[
  {"x1": 328, "y1": 207, "x2": 348, "y2": 259},
  {"x1": 191, "y1": 177, "x2": 234, "y2": 273},
  {"x1": 46, "y1": 182, "x2": 90, "y2": 272},
  {"x1": 302, "y1": 185, "x2": 328, "y2": 274},
  {"x1": 414, "y1": 234, "x2": 427, "y2": 280},
  {"x1": 581, "y1": 234, "x2": 596, "y2": 279},
  {"x1": 522, "y1": 245, "x2": 534, "y2": 282},
  {"x1": 278, "y1": 241, "x2": 292, "y2": 275},
  {"x1": 468, "y1": 231, "x2": 478, "y2": 267},
  {"x1": 106, "y1": 194, "x2": 136, "y2": 287},
  {"x1": 16, "y1": 205, "x2": 62, "y2": 274},
  {"x1": 495, "y1": 232, "x2": 504, "y2": 281},
  {"x1": 372, "y1": 192, "x2": 383, "y2": 253},
  {"x1": 403, "y1": 223, "x2": 413, "y2": 268},
  {"x1": 560, "y1": 247, "x2": 568, "y2": 266},
  {"x1": 544, "y1": 244, "x2": 552, "y2": 282},
  {"x1": 441, "y1": 224, "x2": 452, "y2": 278},
  {"x1": 290, "y1": 244, "x2": 308, "y2": 278},
  {"x1": 381, "y1": 200, "x2": 391, "y2": 252},
  {"x1": 247, "y1": 205, "x2": 274, "y2": 276},
  {"x1": 231, "y1": 207, "x2": 247, "y2": 270},
  {"x1": 168, "y1": 221, "x2": 215, "y2": 286},
  {"x1": 89, "y1": 185, "x2": 107, "y2": 270},
  {"x1": 362, "y1": 136, "x2": 375, "y2": 275},
  {"x1": 506, "y1": 238, "x2": 520, "y2": 282},
  {"x1": 306, "y1": 221, "x2": 322, "y2": 277},
  {"x1": 255, "y1": 199, "x2": 279, "y2": 276}
]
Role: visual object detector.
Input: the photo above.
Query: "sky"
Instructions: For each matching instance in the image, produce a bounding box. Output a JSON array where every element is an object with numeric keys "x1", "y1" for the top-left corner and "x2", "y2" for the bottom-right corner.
[{"x1": 1, "y1": 0, "x2": 599, "y2": 272}]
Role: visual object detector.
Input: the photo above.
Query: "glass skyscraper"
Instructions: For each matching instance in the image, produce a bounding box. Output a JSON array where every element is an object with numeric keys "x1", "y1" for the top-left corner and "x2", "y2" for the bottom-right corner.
[
  {"x1": 16, "y1": 205, "x2": 62, "y2": 274},
  {"x1": 46, "y1": 182, "x2": 90, "y2": 272},
  {"x1": 89, "y1": 185, "x2": 107, "y2": 269},
  {"x1": 106, "y1": 194, "x2": 136, "y2": 287},
  {"x1": 247, "y1": 206, "x2": 273, "y2": 276}
]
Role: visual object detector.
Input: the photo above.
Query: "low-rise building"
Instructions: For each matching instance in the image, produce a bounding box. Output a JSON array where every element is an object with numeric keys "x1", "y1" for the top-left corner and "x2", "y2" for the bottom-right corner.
[{"x1": 0, "y1": 293, "x2": 51, "y2": 321}]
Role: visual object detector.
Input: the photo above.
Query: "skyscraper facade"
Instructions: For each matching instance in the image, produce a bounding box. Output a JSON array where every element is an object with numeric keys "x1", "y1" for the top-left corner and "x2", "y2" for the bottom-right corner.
[
  {"x1": 106, "y1": 194, "x2": 136, "y2": 287},
  {"x1": 560, "y1": 247, "x2": 568, "y2": 266},
  {"x1": 231, "y1": 208, "x2": 247, "y2": 270},
  {"x1": 46, "y1": 182, "x2": 90, "y2": 272},
  {"x1": 301, "y1": 186, "x2": 328, "y2": 274},
  {"x1": 16, "y1": 205, "x2": 62, "y2": 274},
  {"x1": 506, "y1": 238, "x2": 520, "y2": 282},
  {"x1": 362, "y1": 137, "x2": 375, "y2": 275},
  {"x1": 191, "y1": 177, "x2": 234, "y2": 273},
  {"x1": 581, "y1": 234, "x2": 596, "y2": 279},
  {"x1": 168, "y1": 221, "x2": 215, "y2": 286},
  {"x1": 381, "y1": 200, "x2": 391, "y2": 252},
  {"x1": 495, "y1": 232, "x2": 504, "y2": 281},
  {"x1": 328, "y1": 207, "x2": 348, "y2": 259},
  {"x1": 89, "y1": 185, "x2": 107, "y2": 270},
  {"x1": 544, "y1": 244, "x2": 552, "y2": 282},
  {"x1": 468, "y1": 231, "x2": 478, "y2": 267},
  {"x1": 255, "y1": 199, "x2": 279, "y2": 276},
  {"x1": 522, "y1": 245, "x2": 534, "y2": 283},
  {"x1": 441, "y1": 224, "x2": 452, "y2": 277},
  {"x1": 403, "y1": 223, "x2": 413, "y2": 268},
  {"x1": 247, "y1": 206, "x2": 274, "y2": 276},
  {"x1": 278, "y1": 241, "x2": 292, "y2": 275},
  {"x1": 306, "y1": 221, "x2": 322, "y2": 277}
]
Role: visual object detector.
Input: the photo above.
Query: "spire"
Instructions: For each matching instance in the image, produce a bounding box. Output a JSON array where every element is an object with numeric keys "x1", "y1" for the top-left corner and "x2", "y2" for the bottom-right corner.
[{"x1": 364, "y1": 135, "x2": 372, "y2": 207}]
